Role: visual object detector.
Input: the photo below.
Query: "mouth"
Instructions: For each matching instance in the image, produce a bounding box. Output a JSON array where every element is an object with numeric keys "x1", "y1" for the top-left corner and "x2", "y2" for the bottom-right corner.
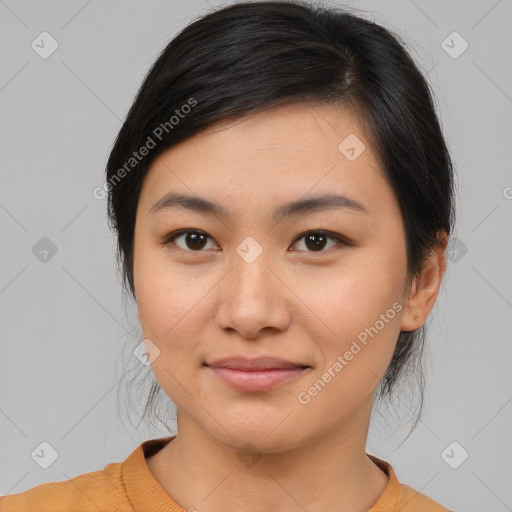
[{"x1": 204, "y1": 356, "x2": 311, "y2": 392}]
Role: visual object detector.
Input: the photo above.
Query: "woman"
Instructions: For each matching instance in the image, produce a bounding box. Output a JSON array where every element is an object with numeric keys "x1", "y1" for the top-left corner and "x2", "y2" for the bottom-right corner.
[{"x1": 0, "y1": 1, "x2": 455, "y2": 510}]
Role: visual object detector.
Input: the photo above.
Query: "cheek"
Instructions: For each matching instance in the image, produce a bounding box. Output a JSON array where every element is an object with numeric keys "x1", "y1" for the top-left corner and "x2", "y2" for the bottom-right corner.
[
  {"x1": 310, "y1": 255, "x2": 406, "y2": 367},
  {"x1": 134, "y1": 264, "x2": 208, "y2": 401},
  {"x1": 295, "y1": 273, "x2": 404, "y2": 418},
  {"x1": 134, "y1": 249, "x2": 218, "y2": 355}
]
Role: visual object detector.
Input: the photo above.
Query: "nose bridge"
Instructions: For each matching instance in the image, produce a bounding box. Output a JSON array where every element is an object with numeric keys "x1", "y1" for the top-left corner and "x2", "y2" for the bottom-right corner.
[
  {"x1": 230, "y1": 238, "x2": 274, "y2": 308},
  {"x1": 214, "y1": 238, "x2": 290, "y2": 337}
]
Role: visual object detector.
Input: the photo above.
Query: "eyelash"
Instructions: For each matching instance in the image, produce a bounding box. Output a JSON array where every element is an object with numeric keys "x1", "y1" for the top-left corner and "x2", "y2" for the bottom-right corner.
[{"x1": 161, "y1": 229, "x2": 349, "y2": 253}]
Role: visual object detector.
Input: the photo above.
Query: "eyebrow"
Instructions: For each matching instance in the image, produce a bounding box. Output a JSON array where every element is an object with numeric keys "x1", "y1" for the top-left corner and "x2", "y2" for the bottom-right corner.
[{"x1": 149, "y1": 191, "x2": 368, "y2": 220}]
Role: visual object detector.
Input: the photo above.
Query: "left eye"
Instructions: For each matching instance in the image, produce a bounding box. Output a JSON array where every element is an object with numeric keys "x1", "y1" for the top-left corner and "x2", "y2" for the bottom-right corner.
[
  {"x1": 163, "y1": 229, "x2": 346, "y2": 252},
  {"x1": 291, "y1": 230, "x2": 346, "y2": 252}
]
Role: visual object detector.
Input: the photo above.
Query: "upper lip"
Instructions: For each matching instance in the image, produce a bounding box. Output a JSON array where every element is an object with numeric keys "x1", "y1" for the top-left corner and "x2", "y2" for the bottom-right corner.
[{"x1": 205, "y1": 356, "x2": 310, "y2": 371}]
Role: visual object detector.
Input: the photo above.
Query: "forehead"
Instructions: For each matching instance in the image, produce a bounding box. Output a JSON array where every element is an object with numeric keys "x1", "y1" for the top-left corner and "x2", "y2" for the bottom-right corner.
[{"x1": 138, "y1": 102, "x2": 393, "y2": 219}]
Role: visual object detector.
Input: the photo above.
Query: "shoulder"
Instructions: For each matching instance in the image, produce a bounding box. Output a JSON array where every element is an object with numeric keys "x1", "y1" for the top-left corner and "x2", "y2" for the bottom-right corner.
[
  {"x1": 367, "y1": 453, "x2": 452, "y2": 512},
  {"x1": 0, "y1": 461, "x2": 130, "y2": 512},
  {"x1": 397, "y1": 483, "x2": 451, "y2": 511}
]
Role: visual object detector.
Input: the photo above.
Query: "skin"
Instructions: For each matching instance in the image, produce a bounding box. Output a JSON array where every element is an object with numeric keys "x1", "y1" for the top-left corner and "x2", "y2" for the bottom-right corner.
[{"x1": 133, "y1": 102, "x2": 448, "y2": 512}]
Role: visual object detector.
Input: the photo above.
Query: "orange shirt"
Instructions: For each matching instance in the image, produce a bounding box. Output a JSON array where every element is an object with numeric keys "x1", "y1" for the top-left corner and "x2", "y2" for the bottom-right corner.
[{"x1": 0, "y1": 436, "x2": 450, "y2": 511}]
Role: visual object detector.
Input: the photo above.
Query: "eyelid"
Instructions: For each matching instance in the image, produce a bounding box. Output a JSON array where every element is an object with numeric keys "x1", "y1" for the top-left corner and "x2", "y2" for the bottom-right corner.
[
  {"x1": 161, "y1": 229, "x2": 350, "y2": 252},
  {"x1": 290, "y1": 229, "x2": 350, "y2": 248},
  {"x1": 161, "y1": 229, "x2": 219, "y2": 249}
]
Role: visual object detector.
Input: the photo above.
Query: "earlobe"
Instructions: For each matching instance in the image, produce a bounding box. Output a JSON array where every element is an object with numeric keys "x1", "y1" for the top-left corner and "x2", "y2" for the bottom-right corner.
[{"x1": 400, "y1": 231, "x2": 448, "y2": 333}]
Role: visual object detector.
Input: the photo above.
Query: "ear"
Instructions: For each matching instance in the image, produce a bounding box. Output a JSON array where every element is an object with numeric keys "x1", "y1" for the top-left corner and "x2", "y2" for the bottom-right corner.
[{"x1": 400, "y1": 230, "x2": 448, "y2": 332}]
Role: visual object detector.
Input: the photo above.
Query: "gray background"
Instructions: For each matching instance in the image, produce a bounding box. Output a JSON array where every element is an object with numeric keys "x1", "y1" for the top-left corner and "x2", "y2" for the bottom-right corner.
[{"x1": 1, "y1": 1, "x2": 511, "y2": 511}]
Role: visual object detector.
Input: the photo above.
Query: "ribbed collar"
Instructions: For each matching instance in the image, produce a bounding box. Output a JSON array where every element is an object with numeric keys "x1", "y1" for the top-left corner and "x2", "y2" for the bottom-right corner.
[
  {"x1": 122, "y1": 436, "x2": 184, "y2": 511},
  {"x1": 121, "y1": 436, "x2": 401, "y2": 511},
  {"x1": 367, "y1": 451, "x2": 402, "y2": 510}
]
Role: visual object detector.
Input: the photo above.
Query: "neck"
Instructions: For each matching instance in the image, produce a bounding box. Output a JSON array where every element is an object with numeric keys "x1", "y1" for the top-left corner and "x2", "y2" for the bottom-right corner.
[{"x1": 146, "y1": 399, "x2": 389, "y2": 512}]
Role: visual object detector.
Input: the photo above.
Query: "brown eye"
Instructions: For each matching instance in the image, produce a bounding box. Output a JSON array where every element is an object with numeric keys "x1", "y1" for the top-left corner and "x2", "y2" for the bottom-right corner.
[
  {"x1": 164, "y1": 230, "x2": 217, "y2": 251},
  {"x1": 163, "y1": 229, "x2": 347, "y2": 253},
  {"x1": 291, "y1": 231, "x2": 346, "y2": 252}
]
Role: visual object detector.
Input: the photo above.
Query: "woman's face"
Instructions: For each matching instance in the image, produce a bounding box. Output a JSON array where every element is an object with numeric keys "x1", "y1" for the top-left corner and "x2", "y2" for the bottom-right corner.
[{"x1": 133, "y1": 102, "x2": 418, "y2": 452}]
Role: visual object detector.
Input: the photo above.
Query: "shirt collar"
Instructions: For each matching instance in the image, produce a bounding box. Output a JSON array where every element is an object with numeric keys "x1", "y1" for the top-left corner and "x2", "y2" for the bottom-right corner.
[
  {"x1": 366, "y1": 452, "x2": 402, "y2": 510},
  {"x1": 122, "y1": 435, "x2": 183, "y2": 511}
]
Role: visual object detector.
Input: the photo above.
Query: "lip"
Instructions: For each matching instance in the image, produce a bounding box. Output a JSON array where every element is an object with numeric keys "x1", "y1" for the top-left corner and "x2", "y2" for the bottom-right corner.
[
  {"x1": 206, "y1": 356, "x2": 309, "y2": 371},
  {"x1": 205, "y1": 356, "x2": 311, "y2": 392}
]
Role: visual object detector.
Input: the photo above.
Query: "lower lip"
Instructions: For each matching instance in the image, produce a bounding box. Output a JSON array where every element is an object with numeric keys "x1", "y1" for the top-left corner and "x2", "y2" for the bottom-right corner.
[{"x1": 206, "y1": 366, "x2": 309, "y2": 392}]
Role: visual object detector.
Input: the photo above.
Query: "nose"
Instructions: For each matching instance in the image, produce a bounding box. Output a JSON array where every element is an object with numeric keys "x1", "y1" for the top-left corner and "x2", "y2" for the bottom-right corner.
[{"x1": 214, "y1": 249, "x2": 291, "y2": 339}]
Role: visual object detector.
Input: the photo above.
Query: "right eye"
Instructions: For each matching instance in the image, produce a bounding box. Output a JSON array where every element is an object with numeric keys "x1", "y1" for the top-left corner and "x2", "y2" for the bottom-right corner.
[{"x1": 162, "y1": 229, "x2": 219, "y2": 252}]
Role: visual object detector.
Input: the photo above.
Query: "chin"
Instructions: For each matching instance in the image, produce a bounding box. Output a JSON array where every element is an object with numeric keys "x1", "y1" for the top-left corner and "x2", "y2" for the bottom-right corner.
[{"x1": 207, "y1": 415, "x2": 308, "y2": 455}]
